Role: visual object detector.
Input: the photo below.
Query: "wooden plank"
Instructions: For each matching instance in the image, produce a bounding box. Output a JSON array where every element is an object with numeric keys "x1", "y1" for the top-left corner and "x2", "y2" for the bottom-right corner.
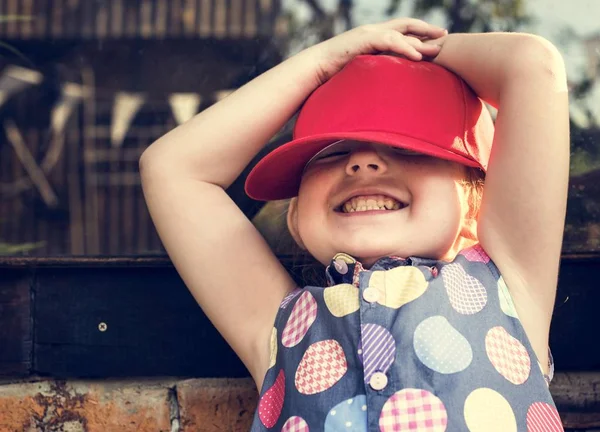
[
  {"x1": 110, "y1": 0, "x2": 123, "y2": 38},
  {"x1": 0, "y1": 0, "x2": 279, "y2": 39},
  {"x1": 550, "y1": 256, "x2": 600, "y2": 370},
  {"x1": 80, "y1": 0, "x2": 93, "y2": 38},
  {"x1": 95, "y1": 2, "x2": 109, "y2": 39},
  {"x1": 6, "y1": 0, "x2": 18, "y2": 38},
  {"x1": 33, "y1": 266, "x2": 248, "y2": 377},
  {"x1": 214, "y1": 0, "x2": 226, "y2": 38},
  {"x1": 244, "y1": 0, "x2": 256, "y2": 37},
  {"x1": 551, "y1": 372, "x2": 600, "y2": 429},
  {"x1": 0, "y1": 269, "x2": 32, "y2": 376},
  {"x1": 140, "y1": 0, "x2": 153, "y2": 39},
  {"x1": 2, "y1": 254, "x2": 591, "y2": 377},
  {"x1": 21, "y1": 0, "x2": 34, "y2": 39},
  {"x1": 183, "y1": 0, "x2": 197, "y2": 36},
  {"x1": 154, "y1": 0, "x2": 167, "y2": 38},
  {"x1": 199, "y1": 0, "x2": 211, "y2": 37},
  {"x1": 230, "y1": 0, "x2": 243, "y2": 37}
]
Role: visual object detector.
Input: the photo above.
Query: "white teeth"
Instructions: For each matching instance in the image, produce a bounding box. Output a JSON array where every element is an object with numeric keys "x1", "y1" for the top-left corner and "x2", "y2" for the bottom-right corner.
[{"x1": 340, "y1": 194, "x2": 404, "y2": 213}]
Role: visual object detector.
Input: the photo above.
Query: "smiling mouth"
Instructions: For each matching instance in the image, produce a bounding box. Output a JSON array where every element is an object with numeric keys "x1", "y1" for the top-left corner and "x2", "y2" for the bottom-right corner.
[{"x1": 336, "y1": 194, "x2": 407, "y2": 213}]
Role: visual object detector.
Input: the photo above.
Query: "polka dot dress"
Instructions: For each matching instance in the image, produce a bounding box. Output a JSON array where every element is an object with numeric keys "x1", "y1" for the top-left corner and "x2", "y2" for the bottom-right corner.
[{"x1": 250, "y1": 245, "x2": 561, "y2": 431}]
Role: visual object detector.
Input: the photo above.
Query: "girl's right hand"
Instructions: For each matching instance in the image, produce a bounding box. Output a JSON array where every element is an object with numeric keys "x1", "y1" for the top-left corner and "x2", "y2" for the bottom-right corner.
[{"x1": 308, "y1": 18, "x2": 447, "y2": 85}]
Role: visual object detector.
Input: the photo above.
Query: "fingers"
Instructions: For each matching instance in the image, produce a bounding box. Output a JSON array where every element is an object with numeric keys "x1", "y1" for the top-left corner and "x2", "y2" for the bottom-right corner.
[
  {"x1": 377, "y1": 32, "x2": 441, "y2": 60},
  {"x1": 381, "y1": 18, "x2": 447, "y2": 39},
  {"x1": 369, "y1": 31, "x2": 427, "y2": 61}
]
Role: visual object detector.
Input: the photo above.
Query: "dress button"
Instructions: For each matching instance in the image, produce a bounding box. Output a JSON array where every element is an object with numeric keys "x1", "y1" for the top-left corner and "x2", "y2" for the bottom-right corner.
[
  {"x1": 369, "y1": 372, "x2": 388, "y2": 390},
  {"x1": 363, "y1": 287, "x2": 379, "y2": 303},
  {"x1": 333, "y1": 259, "x2": 348, "y2": 275}
]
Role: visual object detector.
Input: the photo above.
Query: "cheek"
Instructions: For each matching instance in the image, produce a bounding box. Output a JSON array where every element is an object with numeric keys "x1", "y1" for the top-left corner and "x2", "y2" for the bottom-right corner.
[{"x1": 412, "y1": 178, "x2": 463, "y2": 221}]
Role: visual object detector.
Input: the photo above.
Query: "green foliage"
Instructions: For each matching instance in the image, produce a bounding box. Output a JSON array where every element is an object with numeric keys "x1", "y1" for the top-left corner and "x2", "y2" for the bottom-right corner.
[{"x1": 386, "y1": 0, "x2": 529, "y2": 32}]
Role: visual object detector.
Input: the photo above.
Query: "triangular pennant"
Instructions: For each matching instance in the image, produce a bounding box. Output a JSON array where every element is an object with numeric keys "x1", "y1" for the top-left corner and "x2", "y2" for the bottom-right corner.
[
  {"x1": 0, "y1": 65, "x2": 43, "y2": 108},
  {"x1": 50, "y1": 83, "x2": 87, "y2": 135},
  {"x1": 111, "y1": 92, "x2": 145, "y2": 148},
  {"x1": 168, "y1": 93, "x2": 201, "y2": 125}
]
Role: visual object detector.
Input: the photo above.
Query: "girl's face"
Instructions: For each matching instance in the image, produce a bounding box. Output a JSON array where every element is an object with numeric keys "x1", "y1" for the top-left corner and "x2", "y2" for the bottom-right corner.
[{"x1": 290, "y1": 141, "x2": 473, "y2": 267}]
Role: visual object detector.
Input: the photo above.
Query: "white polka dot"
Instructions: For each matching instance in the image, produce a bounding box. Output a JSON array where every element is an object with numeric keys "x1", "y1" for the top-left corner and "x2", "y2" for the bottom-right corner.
[
  {"x1": 346, "y1": 421, "x2": 352, "y2": 427},
  {"x1": 357, "y1": 349, "x2": 363, "y2": 354},
  {"x1": 347, "y1": 399, "x2": 353, "y2": 404},
  {"x1": 362, "y1": 405, "x2": 367, "y2": 411},
  {"x1": 331, "y1": 410, "x2": 336, "y2": 416}
]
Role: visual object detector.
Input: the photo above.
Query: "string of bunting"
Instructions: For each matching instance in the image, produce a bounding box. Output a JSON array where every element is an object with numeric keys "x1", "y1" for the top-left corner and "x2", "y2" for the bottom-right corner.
[{"x1": 0, "y1": 64, "x2": 235, "y2": 147}]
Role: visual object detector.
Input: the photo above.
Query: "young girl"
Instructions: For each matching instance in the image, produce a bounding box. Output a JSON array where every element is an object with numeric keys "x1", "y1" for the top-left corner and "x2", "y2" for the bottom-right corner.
[{"x1": 140, "y1": 18, "x2": 569, "y2": 431}]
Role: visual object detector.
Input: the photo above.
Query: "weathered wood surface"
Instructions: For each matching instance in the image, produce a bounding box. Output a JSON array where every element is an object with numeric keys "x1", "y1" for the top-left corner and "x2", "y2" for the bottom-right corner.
[
  {"x1": 552, "y1": 372, "x2": 600, "y2": 429},
  {"x1": 0, "y1": 254, "x2": 598, "y2": 379},
  {"x1": 0, "y1": 270, "x2": 31, "y2": 376},
  {"x1": 0, "y1": 0, "x2": 282, "y2": 40}
]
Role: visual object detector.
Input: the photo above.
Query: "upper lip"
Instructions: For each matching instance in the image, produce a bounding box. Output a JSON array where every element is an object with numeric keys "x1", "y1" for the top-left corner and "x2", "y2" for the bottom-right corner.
[{"x1": 333, "y1": 187, "x2": 408, "y2": 212}]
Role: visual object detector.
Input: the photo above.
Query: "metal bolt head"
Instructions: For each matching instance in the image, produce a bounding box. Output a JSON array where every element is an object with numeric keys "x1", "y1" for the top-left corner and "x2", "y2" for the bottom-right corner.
[{"x1": 98, "y1": 322, "x2": 108, "y2": 332}]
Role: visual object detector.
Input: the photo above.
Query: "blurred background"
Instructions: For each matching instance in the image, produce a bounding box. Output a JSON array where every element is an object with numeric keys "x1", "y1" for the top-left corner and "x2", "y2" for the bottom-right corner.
[{"x1": 0, "y1": 0, "x2": 598, "y2": 257}]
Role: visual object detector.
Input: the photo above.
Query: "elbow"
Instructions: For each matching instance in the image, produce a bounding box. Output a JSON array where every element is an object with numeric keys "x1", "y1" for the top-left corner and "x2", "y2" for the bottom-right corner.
[
  {"x1": 139, "y1": 142, "x2": 166, "y2": 184},
  {"x1": 512, "y1": 35, "x2": 567, "y2": 90}
]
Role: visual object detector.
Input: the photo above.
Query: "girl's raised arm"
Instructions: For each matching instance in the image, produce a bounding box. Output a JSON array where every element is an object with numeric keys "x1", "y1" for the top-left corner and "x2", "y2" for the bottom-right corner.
[
  {"x1": 139, "y1": 19, "x2": 447, "y2": 385},
  {"x1": 432, "y1": 33, "x2": 569, "y2": 369}
]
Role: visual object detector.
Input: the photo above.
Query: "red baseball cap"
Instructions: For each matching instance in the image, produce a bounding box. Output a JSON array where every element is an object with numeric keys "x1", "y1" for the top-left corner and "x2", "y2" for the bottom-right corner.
[{"x1": 245, "y1": 54, "x2": 494, "y2": 201}]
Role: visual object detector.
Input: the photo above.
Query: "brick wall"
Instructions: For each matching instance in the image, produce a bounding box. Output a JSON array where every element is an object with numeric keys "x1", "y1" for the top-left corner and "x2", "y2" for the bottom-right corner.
[{"x1": 0, "y1": 378, "x2": 257, "y2": 432}]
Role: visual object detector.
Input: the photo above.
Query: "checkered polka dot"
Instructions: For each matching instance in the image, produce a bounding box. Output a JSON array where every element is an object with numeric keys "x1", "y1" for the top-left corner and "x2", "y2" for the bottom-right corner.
[
  {"x1": 442, "y1": 263, "x2": 487, "y2": 315},
  {"x1": 282, "y1": 416, "x2": 309, "y2": 432},
  {"x1": 486, "y1": 326, "x2": 531, "y2": 385},
  {"x1": 295, "y1": 339, "x2": 347, "y2": 395},
  {"x1": 282, "y1": 291, "x2": 318, "y2": 348},
  {"x1": 460, "y1": 244, "x2": 490, "y2": 263},
  {"x1": 379, "y1": 388, "x2": 447, "y2": 431}
]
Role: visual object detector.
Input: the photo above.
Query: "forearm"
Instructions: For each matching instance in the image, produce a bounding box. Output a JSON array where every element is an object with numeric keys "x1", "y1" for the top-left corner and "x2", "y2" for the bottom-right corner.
[
  {"x1": 432, "y1": 32, "x2": 567, "y2": 107},
  {"x1": 140, "y1": 47, "x2": 323, "y2": 189}
]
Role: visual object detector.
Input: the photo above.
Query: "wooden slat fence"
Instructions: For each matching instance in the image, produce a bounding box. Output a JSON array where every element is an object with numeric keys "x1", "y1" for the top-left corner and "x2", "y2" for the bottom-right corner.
[{"x1": 0, "y1": 0, "x2": 282, "y2": 40}]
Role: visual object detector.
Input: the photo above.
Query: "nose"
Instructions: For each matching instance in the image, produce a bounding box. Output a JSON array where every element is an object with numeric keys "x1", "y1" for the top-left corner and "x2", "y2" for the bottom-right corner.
[{"x1": 345, "y1": 145, "x2": 388, "y2": 176}]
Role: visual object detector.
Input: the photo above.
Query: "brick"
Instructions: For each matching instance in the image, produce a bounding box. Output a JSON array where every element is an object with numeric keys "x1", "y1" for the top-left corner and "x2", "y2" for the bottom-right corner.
[
  {"x1": 177, "y1": 378, "x2": 258, "y2": 432},
  {"x1": 0, "y1": 379, "x2": 174, "y2": 432}
]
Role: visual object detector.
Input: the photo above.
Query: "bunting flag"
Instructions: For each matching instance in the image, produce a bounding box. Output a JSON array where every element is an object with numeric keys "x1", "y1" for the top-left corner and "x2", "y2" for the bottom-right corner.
[
  {"x1": 51, "y1": 83, "x2": 87, "y2": 135},
  {"x1": 168, "y1": 93, "x2": 202, "y2": 125},
  {"x1": 0, "y1": 65, "x2": 43, "y2": 108},
  {"x1": 110, "y1": 92, "x2": 146, "y2": 148},
  {"x1": 1, "y1": 63, "x2": 240, "y2": 150},
  {"x1": 43, "y1": 83, "x2": 89, "y2": 173}
]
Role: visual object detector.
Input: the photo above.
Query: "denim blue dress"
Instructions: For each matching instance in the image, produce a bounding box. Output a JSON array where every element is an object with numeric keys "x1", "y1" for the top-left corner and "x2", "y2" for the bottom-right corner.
[{"x1": 250, "y1": 245, "x2": 562, "y2": 431}]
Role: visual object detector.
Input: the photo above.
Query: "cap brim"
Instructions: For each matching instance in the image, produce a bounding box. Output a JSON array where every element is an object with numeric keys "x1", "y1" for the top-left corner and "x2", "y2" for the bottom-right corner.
[{"x1": 245, "y1": 131, "x2": 481, "y2": 201}]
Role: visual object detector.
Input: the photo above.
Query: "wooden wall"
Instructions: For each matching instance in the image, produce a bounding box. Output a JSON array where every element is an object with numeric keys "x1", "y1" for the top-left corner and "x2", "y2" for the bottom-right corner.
[{"x1": 0, "y1": 0, "x2": 282, "y2": 40}]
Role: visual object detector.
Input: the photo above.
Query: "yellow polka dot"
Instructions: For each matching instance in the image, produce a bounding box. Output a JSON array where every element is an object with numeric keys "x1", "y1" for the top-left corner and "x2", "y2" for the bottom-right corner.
[
  {"x1": 324, "y1": 283, "x2": 360, "y2": 317},
  {"x1": 332, "y1": 253, "x2": 356, "y2": 264},
  {"x1": 268, "y1": 328, "x2": 277, "y2": 369},
  {"x1": 369, "y1": 266, "x2": 428, "y2": 309},
  {"x1": 464, "y1": 388, "x2": 516, "y2": 432}
]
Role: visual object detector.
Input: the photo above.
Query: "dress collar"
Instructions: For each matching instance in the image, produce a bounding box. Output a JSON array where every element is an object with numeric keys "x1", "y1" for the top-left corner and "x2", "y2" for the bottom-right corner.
[{"x1": 325, "y1": 253, "x2": 439, "y2": 287}]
